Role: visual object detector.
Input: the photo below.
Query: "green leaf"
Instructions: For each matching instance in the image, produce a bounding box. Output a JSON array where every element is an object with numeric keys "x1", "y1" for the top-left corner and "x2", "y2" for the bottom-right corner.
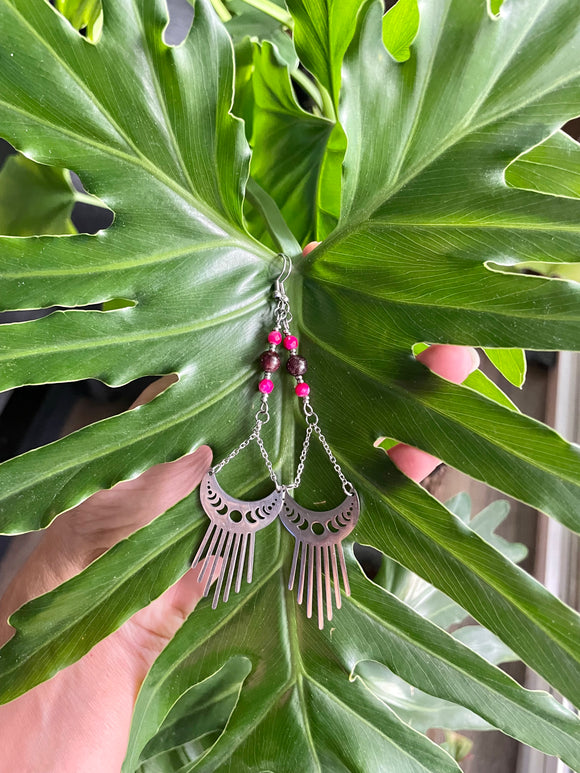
[
  {"x1": 345, "y1": 559, "x2": 580, "y2": 770},
  {"x1": 441, "y1": 732, "x2": 473, "y2": 763},
  {"x1": 353, "y1": 463, "x2": 580, "y2": 709},
  {"x1": 231, "y1": 36, "x2": 256, "y2": 139},
  {"x1": 0, "y1": 0, "x2": 271, "y2": 535},
  {"x1": 382, "y1": 0, "x2": 419, "y2": 63},
  {"x1": 137, "y1": 657, "x2": 251, "y2": 770},
  {"x1": 242, "y1": 4, "x2": 350, "y2": 242},
  {"x1": 485, "y1": 347, "x2": 527, "y2": 387},
  {"x1": 506, "y1": 129, "x2": 580, "y2": 199},
  {"x1": 307, "y1": 0, "x2": 580, "y2": 534},
  {"x1": 462, "y1": 367, "x2": 519, "y2": 411},
  {"x1": 225, "y1": 0, "x2": 298, "y2": 70},
  {"x1": 234, "y1": 0, "x2": 292, "y2": 28},
  {"x1": 487, "y1": 0, "x2": 504, "y2": 17},
  {"x1": 123, "y1": 551, "x2": 580, "y2": 771},
  {"x1": 245, "y1": 177, "x2": 301, "y2": 256},
  {"x1": 0, "y1": 154, "x2": 77, "y2": 235},
  {"x1": 54, "y1": 0, "x2": 103, "y2": 41},
  {"x1": 246, "y1": 41, "x2": 334, "y2": 246},
  {"x1": 286, "y1": 0, "x2": 365, "y2": 109},
  {"x1": 2, "y1": 0, "x2": 580, "y2": 769},
  {"x1": 223, "y1": 0, "x2": 298, "y2": 146},
  {"x1": 364, "y1": 496, "x2": 524, "y2": 735}
]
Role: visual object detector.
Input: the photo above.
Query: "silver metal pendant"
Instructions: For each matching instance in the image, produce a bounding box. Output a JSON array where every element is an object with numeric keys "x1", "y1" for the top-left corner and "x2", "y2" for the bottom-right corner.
[
  {"x1": 280, "y1": 491, "x2": 360, "y2": 629},
  {"x1": 193, "y1": 469, "x2": 284, "y2": 608}
]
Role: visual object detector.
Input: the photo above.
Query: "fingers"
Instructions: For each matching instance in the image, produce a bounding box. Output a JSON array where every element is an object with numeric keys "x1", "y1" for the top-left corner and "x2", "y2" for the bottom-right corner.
[
  {"x1": 416, "y1": 344, "x2": 480, "y2": 383},
  {"x1": 47, "y1": 370, "x2": 211, "y2": 563},
  {"x1": 51, "y1": 446, "x2": 212, "y2": 569},
  {"x1": 303, "y1": 241, "x2": 319, "y2": 256},
  {"x1": 387, "y1": 345, "x2": 480, "y2": 482}
]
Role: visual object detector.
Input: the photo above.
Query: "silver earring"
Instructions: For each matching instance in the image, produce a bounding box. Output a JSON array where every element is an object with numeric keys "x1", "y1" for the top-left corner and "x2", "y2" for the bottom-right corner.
[
  {"x1": 272, "y1": 255, "x2": 360, "y2": 629},
  {"x1": 192, "y1": 305, "x2": 287, "y2": 607}
]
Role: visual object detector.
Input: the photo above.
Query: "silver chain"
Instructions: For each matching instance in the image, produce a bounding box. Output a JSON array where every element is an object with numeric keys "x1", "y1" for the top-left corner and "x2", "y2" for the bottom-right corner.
[
  {"x1": 287, "y1": 423, "x2": 313, "y2": 490},
  {"x1": 288, "y1": 396, "x2": 355, "y2": 496},
  {"x1": 273, "y1": 287, "x2": 292, "y2": 334},
  {"x1": 212, "y1": 395, "x2": 282, "y2": 490}
]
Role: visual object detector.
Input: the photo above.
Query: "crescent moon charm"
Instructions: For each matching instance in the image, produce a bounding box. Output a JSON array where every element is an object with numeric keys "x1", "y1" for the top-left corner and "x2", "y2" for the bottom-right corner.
[
  {"x1": 193, "y1": 469, "x2": 284, "y2": 608},
  {"x1": 279, "y1": 492, "x2": 360, "y2": 629}
]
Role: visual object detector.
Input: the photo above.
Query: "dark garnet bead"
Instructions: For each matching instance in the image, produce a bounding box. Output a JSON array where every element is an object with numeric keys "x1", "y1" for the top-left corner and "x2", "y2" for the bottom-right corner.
[
  {"x1": 259, "y1": 350, "x2": 281, "y2": 372},
  {"x1": 287, "y1": 354, "x2": 308, "y2": 376}
]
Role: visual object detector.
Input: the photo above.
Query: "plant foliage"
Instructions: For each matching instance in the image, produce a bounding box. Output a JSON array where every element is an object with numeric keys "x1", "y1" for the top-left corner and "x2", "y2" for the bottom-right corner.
[{"x1": 1, "y1": 0, "x2": 580, "y2": 769}]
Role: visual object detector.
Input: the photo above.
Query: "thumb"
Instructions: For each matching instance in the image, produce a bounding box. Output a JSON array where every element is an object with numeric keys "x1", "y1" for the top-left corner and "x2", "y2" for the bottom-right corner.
[{"x1": 118, "y1": 564, "x2": 214, "y2": 676}]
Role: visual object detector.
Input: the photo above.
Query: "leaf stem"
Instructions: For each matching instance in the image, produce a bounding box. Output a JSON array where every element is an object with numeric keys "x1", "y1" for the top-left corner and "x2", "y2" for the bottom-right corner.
[
  {"x1": 73, "y1": 192, "x2": 111, "y2": 209},
  {"x1": 245, "y1": 178, "x2": 301, "y2": 257},
  {"x1": 291, "y1": 69, "x2": 324, "y2": 113},
  {"x1": 318, "y1": 84, "x2": 336, "y2": 122},
  {"x1": 238, "y1": 0, "x2": 293, "y2": 27},
  {"x1": 209, "y1": 0, "x2": 232, "y2": 22}
]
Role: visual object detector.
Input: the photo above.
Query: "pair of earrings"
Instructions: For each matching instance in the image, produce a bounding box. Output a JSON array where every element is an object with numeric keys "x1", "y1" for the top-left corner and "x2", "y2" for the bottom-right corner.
[{"x1": 192, "y1": 255, "x2": 360, "y2": 629}]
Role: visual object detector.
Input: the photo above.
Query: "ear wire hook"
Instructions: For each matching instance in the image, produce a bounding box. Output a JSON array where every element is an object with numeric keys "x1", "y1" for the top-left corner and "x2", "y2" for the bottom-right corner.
[{"x1": 274, "y1": 253, "x2": 292, "y2": 299}]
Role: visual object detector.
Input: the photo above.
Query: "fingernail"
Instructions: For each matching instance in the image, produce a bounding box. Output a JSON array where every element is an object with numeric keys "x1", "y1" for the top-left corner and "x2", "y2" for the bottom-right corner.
[
  {"x1": 302, "y1": 241, "x2": 320, "y2": 256},
  {"x1": 469, "y1": 348, "x2": 480, "y2": 372}
]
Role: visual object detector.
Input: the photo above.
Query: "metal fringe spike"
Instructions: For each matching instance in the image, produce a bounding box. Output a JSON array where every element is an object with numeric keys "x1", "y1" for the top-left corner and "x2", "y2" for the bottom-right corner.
[
  {"x1": 192, "y1": 470, "x2": 283, "y2": 608},
  {"x1": 280, "y1": 492, "x2": 360, "y2": 629}
]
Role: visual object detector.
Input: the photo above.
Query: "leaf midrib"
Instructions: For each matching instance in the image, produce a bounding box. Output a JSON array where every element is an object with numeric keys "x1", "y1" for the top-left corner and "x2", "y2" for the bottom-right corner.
[
  {"x1": 308, "y1": 277, "x2": 579, "y2": 324},
  {"x1": 283, "y1": 558, "x2": 322, "y2": 772},
  {"x1": 369, "y1": 219, "x2": 580, "y2": 233}
]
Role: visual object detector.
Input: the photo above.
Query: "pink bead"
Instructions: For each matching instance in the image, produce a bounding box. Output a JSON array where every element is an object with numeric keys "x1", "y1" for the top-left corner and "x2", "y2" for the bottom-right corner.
[
  {"x1": 268, "y1": 330, "x2": 282, "y2": 345},
  {"x1": 259, "y1": 378, "x2": 274, "y2": 394},
  {"x1": 284, "y1": 335, "x2": 298, "y2": 350},
  {"x1": 295, "y1": 382, "x2": 310, "y2": 397}
]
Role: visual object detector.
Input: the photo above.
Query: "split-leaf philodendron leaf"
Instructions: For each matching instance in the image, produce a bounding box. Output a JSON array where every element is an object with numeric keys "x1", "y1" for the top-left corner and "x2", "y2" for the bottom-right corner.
[
  {"x1": 0, "y1": 153, "x2": 77, "y2": 236},
  {"x1": 1, "y1": 0, "x2": 580, "y2": 770}
]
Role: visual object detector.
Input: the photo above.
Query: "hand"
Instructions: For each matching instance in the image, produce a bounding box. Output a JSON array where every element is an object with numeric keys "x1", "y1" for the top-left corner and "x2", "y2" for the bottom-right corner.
[
  {"x1": 0, "y1": 244, "x2": 479, "y2": 773},
  {"x1": 0, "y1": 377, "x2": 214, "y2": 773}
]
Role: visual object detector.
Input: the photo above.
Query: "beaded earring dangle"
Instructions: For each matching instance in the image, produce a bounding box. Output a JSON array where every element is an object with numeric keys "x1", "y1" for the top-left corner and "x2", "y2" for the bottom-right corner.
[
  {"x1": 192, "y1": 349, "x2": 285, "y2": 610},
  {"x1": 193, "y1": 254, "x2": 360, "y2": 627}
]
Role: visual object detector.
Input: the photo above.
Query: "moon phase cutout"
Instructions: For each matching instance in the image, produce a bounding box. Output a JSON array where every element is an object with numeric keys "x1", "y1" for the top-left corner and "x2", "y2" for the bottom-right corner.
[
  {"x1": 193, "y1": 470, "x2": 284, "y2": 609},
  {"x1": 279, "y1": 492, "x2": 360, "y2": 629}
]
